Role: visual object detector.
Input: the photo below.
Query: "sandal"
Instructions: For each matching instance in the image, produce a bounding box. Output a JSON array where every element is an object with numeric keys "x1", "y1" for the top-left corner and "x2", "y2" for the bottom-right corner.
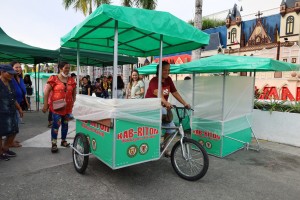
[
  {"x1": 9, "y1": 142, "x2": 22, "y2": 148},
  {"x1": 51, "y1": 143, "x2": 58, "y2": 153},
  {"x1": 61, "y1": 140, "x2": 70, "y2": 148},
  {"x1": 164, "y1": 150, "x2": 171, "y2": 158}
]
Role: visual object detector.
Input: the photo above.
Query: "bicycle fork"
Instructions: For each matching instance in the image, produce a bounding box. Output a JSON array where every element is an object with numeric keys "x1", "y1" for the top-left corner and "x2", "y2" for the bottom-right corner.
[{"x1": 178, "y1": 123, "x2": 191, "y2": 161}]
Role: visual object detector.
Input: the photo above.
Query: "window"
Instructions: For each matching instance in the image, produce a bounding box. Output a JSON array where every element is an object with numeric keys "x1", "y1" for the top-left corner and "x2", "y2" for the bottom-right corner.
[
  {"x1": 292, "y1": 58, "x2": 297, "y2": 63},
  {"x1": 274, "y1": 72, "x2": 282, "y2": 78},
  {"x1": 228, "y1": 32, "x2": 230, "y2": 39},
  {"x1": 283, "y1": 58, "x2": 287, "y2": 62},
  {"x1": 231, "y1": 28, "x2": 237, "y2": 43},
  {"x1": 286, "y1": 16, "x2": 294, "y2": 35}
]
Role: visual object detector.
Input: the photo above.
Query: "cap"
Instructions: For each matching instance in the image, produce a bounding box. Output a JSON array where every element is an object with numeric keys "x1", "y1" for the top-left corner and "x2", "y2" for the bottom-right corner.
[{"x1": 0, "y1": 64, "x2": 17, "y2": 75}]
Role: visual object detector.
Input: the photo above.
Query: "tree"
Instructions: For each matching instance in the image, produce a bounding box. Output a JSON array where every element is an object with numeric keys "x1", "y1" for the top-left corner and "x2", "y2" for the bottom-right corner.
[
  {"x1": 188, "y1": 18, "x2": 226, "y2": 30},
  {"x1": 192, "y1": 0, "x2": 203, "y2": 61},
  {"x1": 121, "y1": 0, "x2": 157, "y2": 9},
  {"x1": 62, "y1": 0, "x2": 111, "y2": 16}
]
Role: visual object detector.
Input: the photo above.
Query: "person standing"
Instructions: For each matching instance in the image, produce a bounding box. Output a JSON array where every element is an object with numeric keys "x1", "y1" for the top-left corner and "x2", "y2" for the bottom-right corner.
[
  {"x1": 101, "y1": 76, "x2": 109, "y2": 98},
  {"x1": 94, "y1": 77, "x2": 103, "y2": 97},
  {"x1": 11, "y1": 61, "x2": 28, "y2": 147},
  {"x1": 0, "y1": 64, "x2": 23, "y2": 160},
  {"x1": 42, "y1": 61, "x2": 76, "y2": 153},
  {"x1": 126, "y1": 69, "x2": 145, "y2": 99},
  {"x1": 117, "y1": 75, "x2": 125, "y2": 99},
  {"x1": 81, "y1": 76, "x2": 92, "y2": 96},
  {"x1": 24, "y1": 74, "x2": 33, "y2": 110}
]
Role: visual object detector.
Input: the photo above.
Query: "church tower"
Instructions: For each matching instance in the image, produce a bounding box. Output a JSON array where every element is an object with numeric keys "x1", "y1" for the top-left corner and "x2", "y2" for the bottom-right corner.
[
  {"x1": 279, "y1": 0, "x2": 300, "y2": 44},
  {"x1": 226, "y1": 4, "x2": 242, "y2": 50}
]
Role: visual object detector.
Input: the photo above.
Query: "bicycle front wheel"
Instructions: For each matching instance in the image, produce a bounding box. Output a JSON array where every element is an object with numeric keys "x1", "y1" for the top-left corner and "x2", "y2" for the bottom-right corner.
[{"x1": 171, "y1": 138, "x2": 209, "y2": 181}]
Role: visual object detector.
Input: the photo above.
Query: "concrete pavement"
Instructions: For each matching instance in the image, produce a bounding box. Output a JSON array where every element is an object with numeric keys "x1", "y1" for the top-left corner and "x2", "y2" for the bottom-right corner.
[{"x1": 1, "y1": 108, "x2": 300, "y2": 200}]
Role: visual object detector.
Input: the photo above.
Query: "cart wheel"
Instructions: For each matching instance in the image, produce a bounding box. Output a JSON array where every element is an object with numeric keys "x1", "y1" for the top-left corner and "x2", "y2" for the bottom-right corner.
[
  {"x1": 171, "y1": 138, "x2": 209, "y2": 181},
  {"x1": 72, "y1": 133, "x2": 89, "y2": 174}
]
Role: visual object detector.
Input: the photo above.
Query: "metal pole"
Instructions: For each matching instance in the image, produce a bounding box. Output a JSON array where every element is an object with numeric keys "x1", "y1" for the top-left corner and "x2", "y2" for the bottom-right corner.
[
  {"x1": 113, "y1": 20, "x2": 119, "y2": 99},
  {"x1": 192, "y1": 73, "x2": 196, "y2": 108},
  {"x1": 37, "y1": 64, "x2": 40, "y2": 111},
  {"x1": 220, "y1": 71, "x2": 226, "y2": 157},
  {"x1": 76, "y1": 41, "x2": 80, "y2": 94},
  {"x1": 251, "y1": 71, "x2": 256, "y2": 110},
  {"x1": 158, "y1": 35, "x2": 163, "y2": 98},
  {"x1": 34, "y1": 64, "x2": 37, "y2": 110}
]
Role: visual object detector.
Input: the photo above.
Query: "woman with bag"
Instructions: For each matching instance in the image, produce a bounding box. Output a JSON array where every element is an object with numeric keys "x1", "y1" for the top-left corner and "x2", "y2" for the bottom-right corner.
[{"x1": 42, "y1": 61, "x2": 76, "y2": 153}]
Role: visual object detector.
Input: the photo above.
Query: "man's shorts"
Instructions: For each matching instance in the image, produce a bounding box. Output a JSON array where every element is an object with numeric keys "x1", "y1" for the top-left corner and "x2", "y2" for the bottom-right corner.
[{"x1": 162, "y1": 107, "x2": 176, "y2": 134}]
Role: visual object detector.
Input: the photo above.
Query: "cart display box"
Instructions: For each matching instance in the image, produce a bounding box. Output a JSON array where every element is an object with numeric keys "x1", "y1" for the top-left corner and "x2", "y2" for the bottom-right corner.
[{"x1": 73, "y1": 96, "x2": 161, "y2": 169}]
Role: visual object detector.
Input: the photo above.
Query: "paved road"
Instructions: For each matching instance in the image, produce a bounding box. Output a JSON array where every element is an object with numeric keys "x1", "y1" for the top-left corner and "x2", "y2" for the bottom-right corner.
[{"x1": 1, "y1": 110, "x2": 300, "y2": 200}]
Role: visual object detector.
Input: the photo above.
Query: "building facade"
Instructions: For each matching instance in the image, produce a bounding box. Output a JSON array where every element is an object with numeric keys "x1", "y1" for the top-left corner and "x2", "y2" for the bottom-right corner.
[{"x1": 200, "y1": 1, "x2": 300, "y2": 100}]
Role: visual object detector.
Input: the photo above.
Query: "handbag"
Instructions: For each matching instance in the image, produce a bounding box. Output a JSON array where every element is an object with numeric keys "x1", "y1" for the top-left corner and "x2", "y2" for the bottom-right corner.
[
  {"x1": 52, "y1": 75, "x2": 68, "y2": 111},
  {"x1": 53, "y1": 99, "x2": 66, "y2": 111},
  {"x1": 26, "y1": 87, "x2": 33, "y2": 96}
]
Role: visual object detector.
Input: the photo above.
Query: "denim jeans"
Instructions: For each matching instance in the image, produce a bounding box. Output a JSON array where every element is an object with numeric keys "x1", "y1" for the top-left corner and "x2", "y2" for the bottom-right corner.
[{"x1": 51, "y1": 113, "x2": 71, "y2": 143}]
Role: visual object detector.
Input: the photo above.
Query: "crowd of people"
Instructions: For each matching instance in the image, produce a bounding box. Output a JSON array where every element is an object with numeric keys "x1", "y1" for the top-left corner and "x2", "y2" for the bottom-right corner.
[
  {"x1": 77, "y1": 71, "x2": 145, "y2": 99},
  {"x1": 1, "y1": 60, "x2": 190, "y2": 158}
]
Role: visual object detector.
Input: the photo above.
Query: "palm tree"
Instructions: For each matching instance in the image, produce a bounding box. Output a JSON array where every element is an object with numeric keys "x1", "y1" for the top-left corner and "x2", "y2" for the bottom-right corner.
[
  {"x1": 62, "y1": 0, "x2": 111, "y2": 16},
  {"x1": 192, "y1": 0, "x2": 203, "y2": 61},
  {"x1": 121, "y1": 0, "x2": 157, "y2": 9}
]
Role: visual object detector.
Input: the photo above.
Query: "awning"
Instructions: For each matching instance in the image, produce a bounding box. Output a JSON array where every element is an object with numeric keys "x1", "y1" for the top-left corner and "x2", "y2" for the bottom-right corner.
[
  {"x1": 61, "y1": 4, "x2": 209, "y2": 57},
  {"x1": 180, "y1": 54, "x2": 300, "y2": 73}
]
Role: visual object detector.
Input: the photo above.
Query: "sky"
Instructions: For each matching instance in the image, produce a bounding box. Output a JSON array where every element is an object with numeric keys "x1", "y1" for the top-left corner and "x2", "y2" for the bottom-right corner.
[{"x1": 0, "y1": 0, "x2": 282, "y2": 50}]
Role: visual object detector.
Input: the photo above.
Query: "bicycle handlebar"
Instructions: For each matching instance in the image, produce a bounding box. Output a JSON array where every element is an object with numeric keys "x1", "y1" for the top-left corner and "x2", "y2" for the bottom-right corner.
[
  {"x1": 172, "y1": 105, "x2": 194, "y2": 111},
  {"x1": 171, "y1": 105, "x2": 193, "y2": 122}
]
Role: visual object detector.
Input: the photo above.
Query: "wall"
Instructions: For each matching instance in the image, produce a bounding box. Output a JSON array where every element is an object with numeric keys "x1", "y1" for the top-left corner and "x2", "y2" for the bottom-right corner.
[{"x1": 253, "y1": 109, "x2": 300, "y2": 147}]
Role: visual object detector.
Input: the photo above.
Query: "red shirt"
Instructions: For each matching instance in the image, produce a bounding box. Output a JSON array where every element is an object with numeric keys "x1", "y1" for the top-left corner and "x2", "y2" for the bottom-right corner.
[
  {"x1": 47, "y1": 75, "x2": 76, "y2": 115},
  {"x1": 145, "y1": 76, "x2": 177, "y2": 101}
]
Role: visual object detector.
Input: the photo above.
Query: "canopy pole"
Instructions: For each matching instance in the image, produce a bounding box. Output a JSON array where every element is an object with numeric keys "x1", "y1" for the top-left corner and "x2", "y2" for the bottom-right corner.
[
  {"x1": 192, "y1": 73, "x2": 196, "y2": 108},
  {"x1": 220, "y1": 71, "x2": 226, "y2": 157},
  {"x1": 113, "y1": 20, "x2": 119, "y2": 99},
  {"x1": 37, "y1": 64, "x2": 40, "y2": 111},
  {"x1": 76, "y1": 41, "x2": 80, "y2": 94},
  {"x1": 250, "y1": 70, "x2": 260, "y2": 151},
  {"x1": 34, "y1": 64, "x2": 37, "y2": 110},
  {"x1": 158, "y1": 35, "x2": 163, "y2": 98},
  {"x1": 251, "y1": 71, "x2": 256, "y2": 110}
]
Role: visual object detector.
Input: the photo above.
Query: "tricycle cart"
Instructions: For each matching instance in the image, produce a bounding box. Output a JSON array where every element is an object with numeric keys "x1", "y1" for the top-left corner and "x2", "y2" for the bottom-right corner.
[
  {"x1": 72, "y1": 96, "x2": 208, "y2": 180},
  {"x1": 60, "y1": 4, "x2": 210, "y2": 180}
]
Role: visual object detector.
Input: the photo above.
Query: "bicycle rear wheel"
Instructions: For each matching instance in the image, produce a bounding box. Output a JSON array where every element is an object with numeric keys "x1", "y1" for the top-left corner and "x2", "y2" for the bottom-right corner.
[
  {"x1": 171, "y1": 138, "x2": 209, "y2": 181},
  {"x1": 72, "y1": 133, "x2": 89, "y2": 174}
]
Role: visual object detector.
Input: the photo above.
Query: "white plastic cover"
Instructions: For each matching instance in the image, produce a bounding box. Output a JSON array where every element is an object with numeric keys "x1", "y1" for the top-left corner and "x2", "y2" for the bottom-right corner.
[
  {"x1": 170, "y1": 76, "x2": 254, "y2": 135},
  {"x1": 73, "y1": 95, "x2": 161, "y2": 125}
]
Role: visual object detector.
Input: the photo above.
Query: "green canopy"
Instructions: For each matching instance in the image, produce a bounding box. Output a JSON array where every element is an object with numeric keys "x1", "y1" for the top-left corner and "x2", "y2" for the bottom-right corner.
[
  {"x1": 28, "y1": 72, "x2": 56, "y2": 79},
  {"x1": 180, "y1": 54, "x2": 300, "y2": 73},
  {"x1": 0, "y1": 28, "x2": 58, "y2": 64},
  {"x1": 61, "y1": 4, "x2": 209, "y2": 57},
  {"x1": 137, "y1": 63, "x2": 182, "y2": 75},
  {"x1": 58, "y1": 47, "x2": 137, "y2": 66}
]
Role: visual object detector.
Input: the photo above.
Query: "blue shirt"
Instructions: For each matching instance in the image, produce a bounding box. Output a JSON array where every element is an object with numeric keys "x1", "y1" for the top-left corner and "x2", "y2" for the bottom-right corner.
[{"x1": 12, "y1": 77, "x2": 26, "y2": 104}]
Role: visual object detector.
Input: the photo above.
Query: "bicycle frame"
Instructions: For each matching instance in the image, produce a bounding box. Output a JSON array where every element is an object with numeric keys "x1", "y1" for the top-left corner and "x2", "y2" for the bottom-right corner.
[{"x1": 160, "y1": 106, "x2": 191, "y2": 159}]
